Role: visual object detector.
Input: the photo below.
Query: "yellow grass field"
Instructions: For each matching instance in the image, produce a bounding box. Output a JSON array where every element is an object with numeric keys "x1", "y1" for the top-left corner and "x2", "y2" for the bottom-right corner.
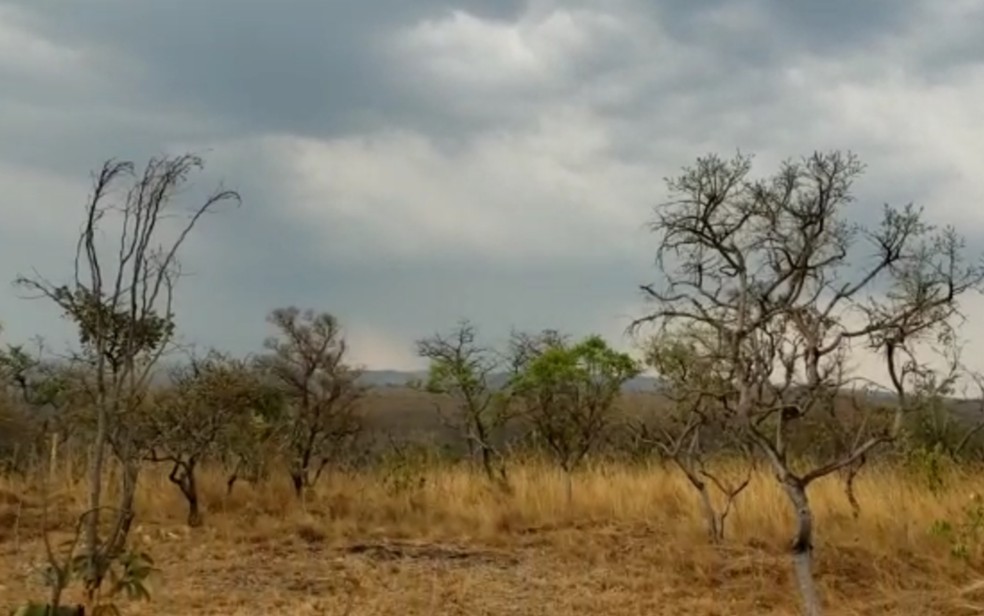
[{"x1": 3, "y1": 461, "x2": 984, "y2": 615}]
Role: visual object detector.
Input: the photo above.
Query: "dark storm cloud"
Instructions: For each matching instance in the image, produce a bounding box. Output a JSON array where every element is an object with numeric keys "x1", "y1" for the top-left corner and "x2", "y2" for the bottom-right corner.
[
  {"x1": 5, "y1": 0, "x2": 525, "y2": 138},
  {"x1": 3, "y1": 0, "x2": 935, "y2": 144},
  {"x1": 3, "y1": 0, "x2": 984, "y2": 370}
]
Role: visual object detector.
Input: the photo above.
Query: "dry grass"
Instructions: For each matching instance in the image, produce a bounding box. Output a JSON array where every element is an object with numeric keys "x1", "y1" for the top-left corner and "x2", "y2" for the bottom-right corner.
[{"x1": 2, "y1": 460, "x2": 984, "y2": 615}]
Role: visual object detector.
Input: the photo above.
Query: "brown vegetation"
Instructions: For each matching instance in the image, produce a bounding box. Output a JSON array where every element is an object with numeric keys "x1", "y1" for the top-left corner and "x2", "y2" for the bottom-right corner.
[{"x1": 3, "y1": 453, "x2": 984, "y2": 615}]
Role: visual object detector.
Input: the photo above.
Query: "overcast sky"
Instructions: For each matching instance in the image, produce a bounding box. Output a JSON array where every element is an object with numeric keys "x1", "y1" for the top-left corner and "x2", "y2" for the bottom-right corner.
[{"x1": 2, "y1": 0, "x2": 984, "y2": 375}]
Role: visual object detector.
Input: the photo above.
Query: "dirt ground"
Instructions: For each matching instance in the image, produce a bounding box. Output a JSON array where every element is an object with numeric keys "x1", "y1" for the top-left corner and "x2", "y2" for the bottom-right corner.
[{"x1": 2, "y1": 521, "x2": 979, "y2": 615}]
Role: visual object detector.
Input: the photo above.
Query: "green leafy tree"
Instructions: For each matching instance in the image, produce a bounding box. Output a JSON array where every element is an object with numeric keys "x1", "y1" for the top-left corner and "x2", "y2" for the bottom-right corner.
[
  {"x1": 415, "y1": 320, "x2": 512, "y2": 489},
  {"x1": 510, "y1": 334, "x2": 640, "y2": 504}
]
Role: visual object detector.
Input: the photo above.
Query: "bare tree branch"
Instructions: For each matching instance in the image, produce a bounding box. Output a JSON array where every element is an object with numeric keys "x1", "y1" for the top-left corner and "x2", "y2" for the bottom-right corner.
[{"x1": 631, "y1": 150, "x2": 984, "y2": 616}]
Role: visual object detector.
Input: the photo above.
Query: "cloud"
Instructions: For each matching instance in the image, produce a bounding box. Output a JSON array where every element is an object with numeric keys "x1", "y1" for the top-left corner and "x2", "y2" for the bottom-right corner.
[
  {"x1": 2, "y1": 0, "x2": 984, "y2": 373},
  {"x1": 395, "y1": 5, "x2": 624, "y2": 94},
  {"x1": 810, "y1": 70, "x2": 984, "y2": 230},
  {"x1": 345, "y1": 323, "x2": 423, "y2": 372},
  {"x1": 269, "y1": 112, "x2": 653, "y2": 263},
  {"x1": 0, "y1": 6, "x2": 85, "y2": 78}
]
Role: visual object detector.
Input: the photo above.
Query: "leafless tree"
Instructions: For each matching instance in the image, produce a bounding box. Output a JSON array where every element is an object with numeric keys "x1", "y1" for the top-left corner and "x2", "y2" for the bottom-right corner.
[
  {"x1": 631, "y1": 151, "x2": 983, "y2": 615},
  {"x1": 828, "y1": 388, "x2": 876, "y2": 519},
  {"x1": 15, "y1": 154, "x2": 238, "y2": 605},
  {"x1": 257, "y1": 307, "x2": 366, "y2": 498},
  {"x1": 641, "y1": 326, "x2": 752, "y2": 542},
  {"x1": 415, "y1": 320, "x2": 512, "y2": 489},
  {"x1": 505, "y1": 328, "x2": 567, "y2": 376}
]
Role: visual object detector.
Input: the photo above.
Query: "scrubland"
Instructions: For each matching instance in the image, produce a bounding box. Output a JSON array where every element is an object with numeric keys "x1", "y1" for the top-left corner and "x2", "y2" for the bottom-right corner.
[{"x1": 4, "y1": 150, "x2": 983, "y2": 615}]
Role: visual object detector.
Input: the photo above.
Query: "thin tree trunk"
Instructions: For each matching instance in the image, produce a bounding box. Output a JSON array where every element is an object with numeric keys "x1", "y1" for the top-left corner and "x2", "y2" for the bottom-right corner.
[
  {"x1": 697, "y1": 485, "x2": 722, "y2": 543},
  {"x1": 228, "y1": 457, "x2": 266, "y2": 495},
  {"x1": 784, "y1": 478, "x2": 822, "y2": 616},
  {"x1": 49, "y1": 431, "x2": 60, "y2": 486},
  {"x1": 186, "y1": 473, "x2": 202, "y2": 528},
  {"x1": 87, "y1": 457, "x2": 137, "y2": 609},
  {"x1": 678, "y1": 462, "x2": 725, "y2": 544},
  {"x1": 844, "y1": 467, "x2": 861, "y2": 519},
  {"x1": 84, "y1": 398, "x2": 109, "y2": 601},
  {"x1": 106, "y1": 460, "x2": 139, "y2": 558},
  {"x1": 564, "y1": 469, "x2": 573, "y2": 511},
  {"x1": 480, "y1": 446, "x2": 495, "y2": 482},
  {"x1": 291, "y1": 471, "x2": 304, "y2": 499},
  {"x1": 170, "y1": 460, "x2": 203, "y2": 527},
  {"x1": 226, "y1": 470, "x2": 239, "y2": 496},
  {"x1": 480, "y1": 445, "x2": 510, "y2": 492}
]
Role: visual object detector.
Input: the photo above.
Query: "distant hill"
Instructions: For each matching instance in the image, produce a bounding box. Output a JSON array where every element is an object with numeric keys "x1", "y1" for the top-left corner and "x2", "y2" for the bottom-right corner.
[
  {"x1": 49, "y1": 362, "x2": 662, "y2": 392},
  {"x1": 356, "y1": 370, "x2": 664, "y2": 392},
  {"x1": 351, "y1": 370, "x2": 977, "y2": 426},
  {"x1": 356, "y1": 370, "x2": 428, "y2": 388}
]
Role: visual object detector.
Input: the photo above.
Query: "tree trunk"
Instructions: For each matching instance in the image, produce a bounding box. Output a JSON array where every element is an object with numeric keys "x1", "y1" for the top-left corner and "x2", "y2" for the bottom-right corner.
[
  {"x1": 169, "y1": 460, "x2": 203, "y2": 527},
  {"x1": 186, "y1": 485, "x2": 202, "y2": 528},
  {"x1": 87, "y1": 457, "x2": 138, "y2": 610},
  {"x1": 564, "y1": 469, "x2": 573, "y2": 511},
  {"x1": 226, "y1": 470, "x2": 239, "y2": 496},
  {"x1": 291, "y1": 471, "x2": 304, "y2": 499},
  {"x1": 87, "y1": 410, "x2": 108, "y2": 533},
  {"x1": 480, "y1": 445, "x2": 510, "y2": 492},
  {"x1": 844, "y1": 467, "x2": 861, "y2": 520},
  {"x1": 120, "y1": 465, "x2": 137, "y2": 540},
  {"x1": 229, "y1": 457, "x2": 267, "y2": 495},
  {"x1": 678, "y1": 464, "x2": 725, "y2": 544},
  {"x1": 83, "y1": 398, "x2": 109, "y2": 603},
  {"x1": 784, "y1": 477, "x2": 822, "y2": 616},
  {"x1": 480, "y1": 445, "x2": 495, "y2": 482},
  {"x1": 697, "y1": 485, "x2": 723, "y2": 543},
  {"x1": 840, "y1": 455, "x2": 866, "y2": 519},
  {"x1": 48, "y1": 431, "x2": 60, "y2": 486},
  {"x1": 107, "y1": 460, "x2": 139, "y2": 557}
]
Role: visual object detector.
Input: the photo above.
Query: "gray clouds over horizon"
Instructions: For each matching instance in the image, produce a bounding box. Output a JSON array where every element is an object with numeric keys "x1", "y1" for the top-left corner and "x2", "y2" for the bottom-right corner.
[{"x1": 2, "y1": 0, "x2": 984, "y2": 375}]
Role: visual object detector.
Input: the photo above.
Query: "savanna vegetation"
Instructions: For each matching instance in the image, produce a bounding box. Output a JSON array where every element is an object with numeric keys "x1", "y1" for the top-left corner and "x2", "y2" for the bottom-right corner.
[{"x1": 4, "y1": 151, "x2": 984, "y2": 615}]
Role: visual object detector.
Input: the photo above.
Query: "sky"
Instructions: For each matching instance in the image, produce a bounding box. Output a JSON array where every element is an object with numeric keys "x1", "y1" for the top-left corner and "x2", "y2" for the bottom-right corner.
[{"x1": 1, "y1": 0, "x2": 984, "y2": 378}]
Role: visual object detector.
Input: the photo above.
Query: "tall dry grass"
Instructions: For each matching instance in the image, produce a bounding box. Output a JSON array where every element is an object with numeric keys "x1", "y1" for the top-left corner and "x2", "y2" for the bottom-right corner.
[
  {"x1": 113, "y1": 459, "x2": 984, "y2": 548},
  {"x1": 3, "y1": 458, "x2": 984, "y2": 614}
]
